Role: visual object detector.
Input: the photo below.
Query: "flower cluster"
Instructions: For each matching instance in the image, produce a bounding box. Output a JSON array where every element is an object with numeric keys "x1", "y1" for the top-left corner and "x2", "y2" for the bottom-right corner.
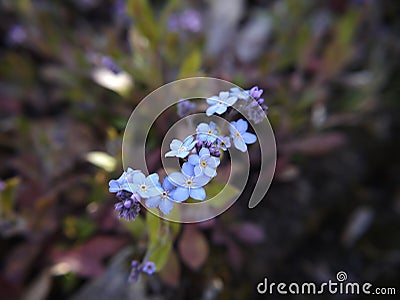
[
  {"x1": 108, "y1": 85, "x2": 264, "y2": 282},
  {"x1": 128, "y1": 260, "x2": 156, "y2": 283}
]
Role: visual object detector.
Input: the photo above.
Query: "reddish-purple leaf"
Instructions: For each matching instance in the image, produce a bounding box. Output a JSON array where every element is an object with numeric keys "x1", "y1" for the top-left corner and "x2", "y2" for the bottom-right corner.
[
  {"x1": 50, "y1": 236, "x2": 127, "y2": 277},
  {"x1": 178, "y1": 225, "x2": 209, "y2": 270}
]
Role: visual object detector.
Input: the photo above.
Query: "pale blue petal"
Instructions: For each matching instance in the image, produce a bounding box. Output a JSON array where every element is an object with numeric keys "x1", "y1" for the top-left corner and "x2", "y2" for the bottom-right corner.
[
  {"x1": 206, "y1": 96, "x2": 219, "y2": 105},
  {"x1": 199, "y1": 147, "x2": 210, "y2": 157},
  {"x1": 215, "y1": 105, "x2": 228, "y2": 115},
  {"x1": 219, "y1": 91, "x2": 229, "y2": 100},
  {"x1": 182, "y1": 162, "x2": 195, "y2": 177},
  {"x1": 204, "y1": 166, "x2": 217, "y2": 177},
  {"x1": 234, "y1": 137, "x2": 247, "y2": 152},
  {"x1": 173, "y1": 187, "x2": 190, "y2": 201},
  {"x1": 226, "y1": 96, "x2": 238, "y2": 106},
  {"x1": 206, "y1": 105, "x2": 218, "y2": 116},
  {"x1": 190, "y1": 187, "x2": 206, "y2": 200},
  {"x1": 146, "y1": 196, "x2": 161, "y2": 208},
  {"x1": 162, "y1": 177, "x2": 174, "y2": 191},
  {"x1": 159, "y1": 199, "x2": 174, "y2": 215},
  {"x1": 235, "y1": 119, "x2": 248, "y2": 133},
  {"x1": 176, "y1": 151, "x2": 189, "y2": 158},
  {"x1": 165, "y1": 150, "x2": 177, "y2": 157},
  {"x1": 188, "y1": 141, "x2": 197, "y2": 150},
  {"x1": 131, "y1": 172, "x2": 146, "y2": 184},
  {"x1": 168, "y1": 172, "x2": 186, "y2": 186},
  {"x1": 188, "y1": 154, "x2": 200, "y2": 166},
  {"x1": 146, "y1": 173, "x2": 160, "y2": 186},
  {"x1": 196, "y1": 123, "x2": 209, "y2": 133},
  {"x1": 109, "y1": 180, "x2": 121, "y2": 192},
  {"x1": 170, "y1": 139, "x2": 182, "y2": 151},
  {"x1": 183, "y1": 136, "x2": 194, "y2": 147},
  {"x1": 242, "y1": 132, "x2": 257, "y2": 144},
  {"x1": 209, "y1": 122, "x2": 217, "y2": 130},
  {"x1": 194, "y1": 165, "x2": 202, "y2": 176},
  {"x1": 192, "y1": 174, "x2": 210, "y2": 187}
]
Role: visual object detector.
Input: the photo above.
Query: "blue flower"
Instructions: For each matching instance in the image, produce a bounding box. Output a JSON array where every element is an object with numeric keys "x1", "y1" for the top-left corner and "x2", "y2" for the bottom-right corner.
[
  {"x1": 196, "y1": 122, "x2": 218, "y2": 142},
  {"x1": 165, "y1": 136, "x2": 197, "y2": 158},
  {"x1": 145, "y1": 177, "x2": 181, "y2": 215},
  {"x1": 188, "y1": 148, "x2": 220, "y2": 178},
  {"x1": 217, "y1": 136, "x2": 231, "y2": 151},
  {"x1": 230, "y1": 87, "x2": 250, "y2": 100},
  {"x1": 109, "y1": 168, "x2": 140, "y2": 193},
  {"x1": 129, "y1": 172, "x2": 161, "y2": 198},
  {"x1": 230, "y1": 119, "x2": 257, "y2": 152},
  {"x1": 141, "y1": 261, "x2": 156, "y2": 275},
  {"x1": 206, "y1": 91, "x2": 238, "y2": 116},
  {"x1": 168, "y1": 163, "x2": 210, "y2": 201}
]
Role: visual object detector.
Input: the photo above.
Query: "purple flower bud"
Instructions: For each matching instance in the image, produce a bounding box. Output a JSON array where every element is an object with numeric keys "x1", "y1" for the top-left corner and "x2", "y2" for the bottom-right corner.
[
  {"x1": 257, "y1": 98, "x2": 264, "y2": 104},
  {"x1": 209, "y1": 147, "x2": 221, "y2": 157},
  {"x1": 114, "y1": 193, "x2": 141, "y2": 221},
  {"x1": 249, "y1": 86, "x2": 263, "y2": 99},
  {"x1": 124, "y1": 199, "x2": 132, "y2": 208},
  {"x1": 128, "y1": 261, "x2": 141, "y2": 282}
]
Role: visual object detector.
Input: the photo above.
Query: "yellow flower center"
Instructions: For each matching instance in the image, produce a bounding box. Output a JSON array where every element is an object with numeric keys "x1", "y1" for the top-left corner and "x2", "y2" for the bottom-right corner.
[
  {"x1": 200, "y1": 161, "x2": 207, "y2": 167},
  {"x1": 140, "y1": 184, "x2": 147, "y2": 191},
  {"x1": 186, "y1": 179, "x2": 193, "y2": 187}
]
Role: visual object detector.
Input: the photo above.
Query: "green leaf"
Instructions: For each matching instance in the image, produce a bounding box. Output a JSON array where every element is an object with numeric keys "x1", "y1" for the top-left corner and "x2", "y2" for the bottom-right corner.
[
  {"x1": 147, "y1": 238, "x2": 172, "y2": 271},
  {"x1": 127, "y1": 0, "x2": 159, "y2": 44},
  {"x1": 146, "y1": 211, "x2": 160, "y2": 249},
  {"x1": 0, "y1": 177, "x2": 20, "y2": 216},
  {"x1": 178, "y1": 49, "x2": 202, "y2": 78},
  {"x1": 121, "y1": 216, "x2": 146, "y2": 240},
  {"x1": 206, "y1": 183, "x2": 240, "y2": 208}
]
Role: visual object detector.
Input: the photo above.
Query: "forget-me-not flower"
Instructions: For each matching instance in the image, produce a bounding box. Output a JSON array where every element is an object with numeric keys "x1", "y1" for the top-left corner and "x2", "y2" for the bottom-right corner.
[
  {"x1": 230, "y1": 119, "x2": 257, "y2": 152},
  {"x1": 188, "y1": 148, "x2": 220, "y2": 178},
  {"x1": 129, "y1": 172, "x2": 161, "y2": 198},
  {"x1": 206, "y1": 91, "x2": 238, "y2": 116},
  {"x1": 168, "y1": 163, "x2": 210, "y2": 201},
  {"x1": 217, "y1": 136, "x2": 231, "y2": 151},
  {"x1": 141, "y1": 261, "x2": 156, "y2": 275},
  {"x1": 165, "y1": 136, "x2": 197, "y2": 158},
  {"x1": 196, "y1": 122, "x2": 218, "y2": 142},
  {"x1": 145, "y1": 177, "x2": 181, "y2": 215}
]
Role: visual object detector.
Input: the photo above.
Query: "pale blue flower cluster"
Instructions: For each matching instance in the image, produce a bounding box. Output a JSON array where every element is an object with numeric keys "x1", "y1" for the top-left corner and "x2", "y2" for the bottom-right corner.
[
  {"x1": 109, "y1": 86, "x2": 263, "y2": 218},
  {"x1": 205, "y1": 86, "x2": 268, "y2": 124}
]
